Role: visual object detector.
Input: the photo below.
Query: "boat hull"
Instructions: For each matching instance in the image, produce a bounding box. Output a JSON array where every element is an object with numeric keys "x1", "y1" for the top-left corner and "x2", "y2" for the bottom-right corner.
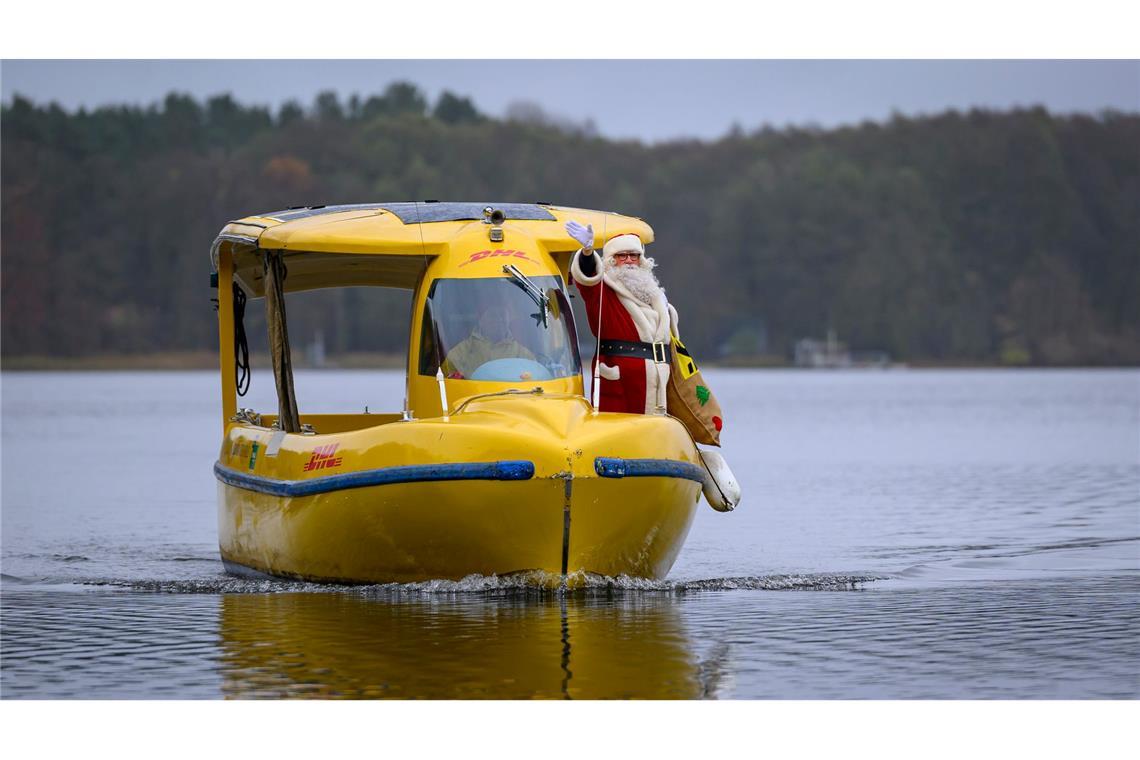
[
  {"x1": 216, "y1": 396, "x2": 702, "y2": 584},
  {"x1": 218, "y1": 474, "x2": 698, "y2": 584}
]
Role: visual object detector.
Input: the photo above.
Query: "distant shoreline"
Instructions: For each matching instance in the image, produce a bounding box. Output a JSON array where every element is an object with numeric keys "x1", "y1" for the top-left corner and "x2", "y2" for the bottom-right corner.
[
  {"x1": 0, "y1": 351, "x2": 405, "y2": 372},
  {"x1": 2, "y1": 352, "x2": 1136, "y2": 372}
]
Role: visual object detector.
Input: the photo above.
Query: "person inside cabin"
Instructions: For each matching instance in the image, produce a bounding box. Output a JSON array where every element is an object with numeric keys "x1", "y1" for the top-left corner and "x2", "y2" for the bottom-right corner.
[
  {"x1": 565, "y1": 219, "x2": 680, "y2": 416},
  {"x1": 443, "y1": 301, "x2": 536, "y2": 379}
]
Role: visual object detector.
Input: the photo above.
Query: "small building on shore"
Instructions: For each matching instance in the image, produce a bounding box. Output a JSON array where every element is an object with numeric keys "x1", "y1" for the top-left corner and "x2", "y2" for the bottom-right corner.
[{"x1": 794, "y1": 330, "x2": 890, "y2": 368}]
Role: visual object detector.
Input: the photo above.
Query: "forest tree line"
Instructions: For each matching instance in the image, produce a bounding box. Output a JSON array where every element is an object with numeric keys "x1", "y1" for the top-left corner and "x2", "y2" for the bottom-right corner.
[{"x1": 2, "y1": 84, "x2": 1138, "y2": 366}]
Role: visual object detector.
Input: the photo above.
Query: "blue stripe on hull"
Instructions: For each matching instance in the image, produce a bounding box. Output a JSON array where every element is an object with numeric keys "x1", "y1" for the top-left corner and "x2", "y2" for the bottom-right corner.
[
  {"x1": 215, "y1": 459, "x2": 535, "y2": 497},
  {"x1": 594, "y1": 457, "x2": 707, "y2": 484}
]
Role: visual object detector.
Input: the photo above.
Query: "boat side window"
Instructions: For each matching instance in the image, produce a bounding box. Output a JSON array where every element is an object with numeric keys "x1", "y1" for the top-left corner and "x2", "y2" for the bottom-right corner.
[{"x1": 419, "y1": 276, "x2": 581, "y2": 382}]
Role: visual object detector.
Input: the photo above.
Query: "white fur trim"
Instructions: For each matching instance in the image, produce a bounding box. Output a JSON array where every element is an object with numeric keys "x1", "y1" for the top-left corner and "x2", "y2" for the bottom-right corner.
[
  {"x1": 602, "y1": 273, "x2": 671, "y2": 345},
  {"x1": 647, "y1": 360, "x2": 670, "y2": 414},
  {"x1": 598, "y1": 362, "x2": 620, "y2": 381},
  {"x1": 602, "y1": 234, "x2": 645, "y2": 261},
  {"x1": 569, "y1": 248, "x2": 603, "y2": 286}
]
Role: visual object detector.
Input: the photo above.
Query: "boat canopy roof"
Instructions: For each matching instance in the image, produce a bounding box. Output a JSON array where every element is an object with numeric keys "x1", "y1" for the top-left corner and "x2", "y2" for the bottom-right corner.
[{"x1": 212, "y1": 201, "x2": 654, "y2": 297}]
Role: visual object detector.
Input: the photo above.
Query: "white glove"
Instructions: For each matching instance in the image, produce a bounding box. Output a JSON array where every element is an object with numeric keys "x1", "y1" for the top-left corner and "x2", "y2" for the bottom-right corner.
[{"x1": 565, "y1": 220, "x2": 594, "y2": 250}]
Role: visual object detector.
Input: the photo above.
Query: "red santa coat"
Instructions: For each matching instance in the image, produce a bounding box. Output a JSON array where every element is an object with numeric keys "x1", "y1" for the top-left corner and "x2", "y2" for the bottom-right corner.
[{"x1": 570, "y1": 249, "x2": 678, "y2": 415}]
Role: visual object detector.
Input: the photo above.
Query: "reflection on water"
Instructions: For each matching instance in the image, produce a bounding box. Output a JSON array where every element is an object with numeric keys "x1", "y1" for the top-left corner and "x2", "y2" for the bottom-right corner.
[
  {"x1": 0, "y1": 588, "x2": 724, "y2": 699},
  {"x1": 218, "y1": 592, "x2": 707, "y2": 699},
  {"x1": 4, "y1": 576, "x2": 1136, "y2": 699}
]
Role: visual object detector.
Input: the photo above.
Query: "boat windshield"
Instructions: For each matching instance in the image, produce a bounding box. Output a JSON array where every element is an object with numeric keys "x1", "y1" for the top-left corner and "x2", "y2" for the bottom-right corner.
[{"x1": 419, "y1": 276, "x2": 582, "y2": 382}]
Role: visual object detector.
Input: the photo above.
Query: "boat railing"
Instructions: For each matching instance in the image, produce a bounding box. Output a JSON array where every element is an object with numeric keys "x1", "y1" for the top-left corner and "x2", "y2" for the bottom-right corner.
[{"x1": 250, "y1": 412, "x2": 405, "y2": 434}]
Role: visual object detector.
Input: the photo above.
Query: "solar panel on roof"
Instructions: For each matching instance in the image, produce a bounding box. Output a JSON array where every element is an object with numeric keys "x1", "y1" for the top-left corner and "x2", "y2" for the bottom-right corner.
[
  {"x1": 260, "y1": 203, "x2": 384, "y2": 222},
  {"x1": 261, "y1": 202, "x2": 556, "y2": 224}
]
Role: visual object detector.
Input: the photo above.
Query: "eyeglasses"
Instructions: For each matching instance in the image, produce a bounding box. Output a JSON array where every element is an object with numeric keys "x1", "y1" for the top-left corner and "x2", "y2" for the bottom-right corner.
[{"x1": 613, "y1": 252, "x2": 641, "y2": 261}]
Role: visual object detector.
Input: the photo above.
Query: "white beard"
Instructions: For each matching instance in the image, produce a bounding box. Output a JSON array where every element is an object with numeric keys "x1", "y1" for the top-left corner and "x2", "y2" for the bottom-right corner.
[{"x1": 605, "y1": 260, "x2": 664, "y2": 305}]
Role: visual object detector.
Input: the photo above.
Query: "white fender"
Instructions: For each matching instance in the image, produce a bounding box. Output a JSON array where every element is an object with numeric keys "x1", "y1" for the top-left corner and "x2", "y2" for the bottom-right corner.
[{"x1": 699, "y1": 450, "x2": 741, "y2": 512}]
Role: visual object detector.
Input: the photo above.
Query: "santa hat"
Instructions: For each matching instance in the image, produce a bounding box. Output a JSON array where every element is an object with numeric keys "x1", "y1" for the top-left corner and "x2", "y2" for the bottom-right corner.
[{"x1": 601, "y1": 234, "x2": 646, "y2": 261}]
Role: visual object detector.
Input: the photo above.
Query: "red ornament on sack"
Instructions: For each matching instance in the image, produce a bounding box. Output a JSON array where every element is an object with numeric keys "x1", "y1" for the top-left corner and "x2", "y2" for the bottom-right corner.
[{"x1": 712, "y1": 416, "x2": 722, "y2": 432}]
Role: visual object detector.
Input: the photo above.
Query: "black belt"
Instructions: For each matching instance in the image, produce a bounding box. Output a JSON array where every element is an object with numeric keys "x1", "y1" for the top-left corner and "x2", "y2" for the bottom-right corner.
[{"x1": 600, "y1": 339, "x2": 672, "y2": 364}]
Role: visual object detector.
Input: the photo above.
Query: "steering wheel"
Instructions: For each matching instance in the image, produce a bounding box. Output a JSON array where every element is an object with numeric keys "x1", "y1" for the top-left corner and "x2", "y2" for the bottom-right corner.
[{"x1": 469, "y1": 357, "x2": 554, "y2": 381}]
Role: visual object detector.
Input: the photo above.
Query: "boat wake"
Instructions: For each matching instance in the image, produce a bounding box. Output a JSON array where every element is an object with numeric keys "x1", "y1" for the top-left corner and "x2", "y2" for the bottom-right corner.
[{"x1": 74, "y1": 571, "x2": 885, "y2": 595}]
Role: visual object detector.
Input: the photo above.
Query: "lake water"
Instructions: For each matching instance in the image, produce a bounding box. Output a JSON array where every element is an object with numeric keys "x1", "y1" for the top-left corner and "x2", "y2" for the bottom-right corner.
[{"x1": 1, "y1": 369, "x2": 1137, "y2": 699}]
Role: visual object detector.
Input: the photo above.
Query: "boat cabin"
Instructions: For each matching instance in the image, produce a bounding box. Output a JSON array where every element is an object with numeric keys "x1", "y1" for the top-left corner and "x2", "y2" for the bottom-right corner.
[{"x1": 210, "y1": 201, "x2": 653, "y2": 433}]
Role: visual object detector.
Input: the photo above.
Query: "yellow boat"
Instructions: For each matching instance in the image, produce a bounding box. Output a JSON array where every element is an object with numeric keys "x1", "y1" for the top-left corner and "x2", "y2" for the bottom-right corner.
[{"x1": 211, "y1": 202, "x2": 711, "y2": 584}]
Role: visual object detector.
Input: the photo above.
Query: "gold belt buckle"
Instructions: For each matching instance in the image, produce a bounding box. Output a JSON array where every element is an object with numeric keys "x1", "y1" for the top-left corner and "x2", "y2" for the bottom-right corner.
[{"x1": 652, "y1": 341, "x2": 668, "y2": 364}]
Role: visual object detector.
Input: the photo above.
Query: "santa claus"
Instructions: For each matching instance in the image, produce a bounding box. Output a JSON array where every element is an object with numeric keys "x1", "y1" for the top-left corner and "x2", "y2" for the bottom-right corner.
[
  {"x1": 567, "y1": 220, "x2": 742, "y2": 512},
  {"x1": 565, "y1": 219, "x2": 677, "y2": 415}
]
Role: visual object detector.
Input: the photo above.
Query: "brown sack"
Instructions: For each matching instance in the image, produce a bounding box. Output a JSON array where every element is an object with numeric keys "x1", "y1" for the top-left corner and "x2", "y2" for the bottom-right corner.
[{"x1": 665, "y1": 331, "x2": 723, "y2": 446}]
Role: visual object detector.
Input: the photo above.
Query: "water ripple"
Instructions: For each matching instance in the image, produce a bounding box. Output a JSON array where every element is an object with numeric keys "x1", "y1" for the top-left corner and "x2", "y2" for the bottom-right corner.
[
  {"x1": 3, "y1": 575, "x2": 1136, "y2": 699},
  {"x1": 77, "y1": 571, "x2": 886, "y2": 596}
]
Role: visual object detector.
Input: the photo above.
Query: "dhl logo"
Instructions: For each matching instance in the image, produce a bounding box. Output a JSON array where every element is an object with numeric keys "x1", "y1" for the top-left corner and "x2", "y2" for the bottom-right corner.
[
  {"x1": 303, "y1": 443, "x2": 343, "y2": 472},
  {"x1": 459, "y1": 249, "x2": 539, "y2": 267}
]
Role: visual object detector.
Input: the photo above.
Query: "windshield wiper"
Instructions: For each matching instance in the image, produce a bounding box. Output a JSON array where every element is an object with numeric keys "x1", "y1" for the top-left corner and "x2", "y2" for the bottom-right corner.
[{"x1": 502, "y1": 264, "x2": 550, "y2": 327}]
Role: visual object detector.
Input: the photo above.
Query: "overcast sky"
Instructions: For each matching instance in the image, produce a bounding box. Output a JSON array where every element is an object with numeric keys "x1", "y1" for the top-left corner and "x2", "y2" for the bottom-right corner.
[{"x1": 2, "y1": 60, "x2": 1137, "y2": 143}]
